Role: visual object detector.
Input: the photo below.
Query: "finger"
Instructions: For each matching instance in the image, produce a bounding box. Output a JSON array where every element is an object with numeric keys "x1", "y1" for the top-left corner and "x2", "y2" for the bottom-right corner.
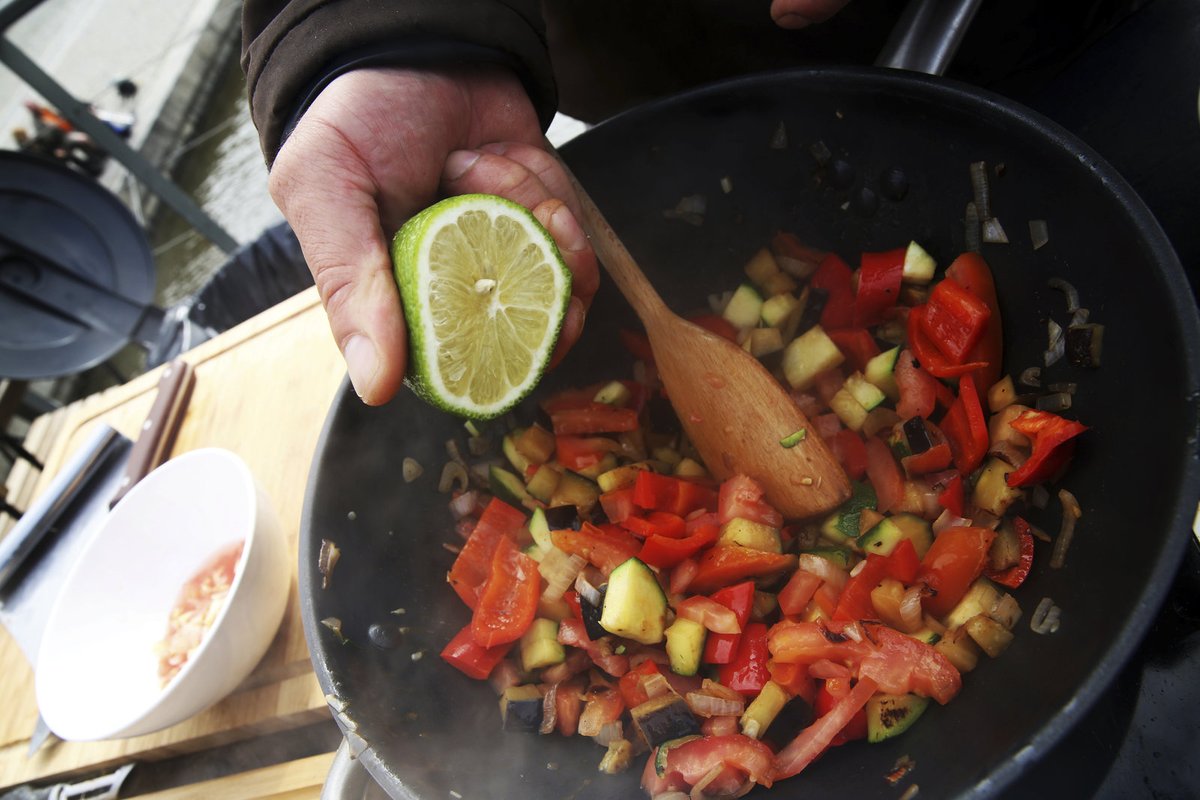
[
  {"x1": 270, "y1": 132, "x2": 408, "y2": 406},
  {"x1": 476, "y1": 141, "x2": 583, "y2": 222},
  {"x1": 769, "y1": 0, "x2": 851, "y2": 28},
  {"x1": 532, "y1": 198, "x2": 600, "y2": 310},
  {"x1": 548, "y1": 296, "x2": 586, "y2": 370}
]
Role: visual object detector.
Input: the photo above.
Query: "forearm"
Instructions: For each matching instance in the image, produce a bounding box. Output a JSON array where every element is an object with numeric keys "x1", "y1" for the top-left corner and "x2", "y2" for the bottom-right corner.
[{"x1": 241, "y1": 0, "x2": 556, "y2": 165}]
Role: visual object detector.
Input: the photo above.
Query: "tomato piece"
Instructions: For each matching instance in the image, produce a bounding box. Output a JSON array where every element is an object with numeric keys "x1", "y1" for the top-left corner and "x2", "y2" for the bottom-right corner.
[
  {"x1": 854, "y1": 247, "x2": 906, "y2": 327},
  {"x1": 439, "y1": 623, "x2": 515, "y2": 679},
  {"x1": 827, "y1": 427, "x2": 868, "y2": 480},
  {"x1": 894, "y1": 348, "x2": 938, "y2": 421},
  {"x1": 768, "y1": 660, "x2": 817, "y2": 704},
  {"x1": 551, "y1": 522, "x2": 641, "y2": 574},
  {"x1": 618, "y1": 659, "x2": 661, "y2": 707},
  {"x1": 858, "y1": 623, "x2": 961, "y2": 704},
  {"x1": 558, "y1": 618, "x2": 630, "y2": 676},
  {"x1": 811, "y1": 253, "x2": 856, "y2": 329},
  {"x1": 814, "y1": 678, "x2": 868, "y2": 745},
  {"x1": 986, "y1": 516, "x2": 1037, "y2": 588},
  {"x1": 637, "y1": 523, "x2": 719, "y2": 570},
  {"x1": 940, "y1": 373, "x2": 989, "y2": 474},
  {"x1": 1005, "y1": 409, "x2": 1089, "y2": 487},
  {"x1": 701, "y1": 581, "x2": 756, "y2": 664},
  {"x1": 550, "y1": 403, "x2": 639, "y2": 435},
  {"x1": 555, "y1": 435, "x2": 621, "y2": 471},
  {"x1": 447, "y1": 498, "x2": 527, "y2": 609},
  {"x1": 687, "y1": 546, "x2": 797, "y2": 595},
  {"x1": 599, "y1": 487, "x2": 635, "y2": 524},
  {"x1": 718, "y1": 623, "x2": 772, "y2": 696},
  {"x1": 916, "y1": 526, "x2": 996, "y2": 617},
  {"x1": 657, "y1": 734, "x2": 776, "y2": 790},
  {"x1": 675, "y1": 596, "x2": 742, "y2": 634},
  {"x1": 775, "y1": 677, "x2": 877, "y2": 779},
  {"x1": 633, "y1": 471, "x2": 719, "y2": 517},
  {"x1": 864, "y1": 436, "x2": 904, "y2": 514},
  {"x1": 828, "y1": 327, "x2": 882, "y2": 372},
  {"x1": 554, "y1": 674, "x2": 586, "y2": 736},
  {"x1": 541, "y1": 385, "x2": 604, "y2": 413},
  {"x1": 470, "y1": 536, "x2": 540, "y2": 647},
  {"x1": 768, "y1": 620, "x2": 872, "y2": 666},
  {"x1": 832, "y1": 555, "x2": 889, "y2": 622},
  {"x1": 901, "y1": 441, "x2": 953, "y2": 476},
  {"x1": 622, "y1": 510, "x2": 687, "y2": 539},
  {"x1": 945, "y1": 252, "x2": 1004, "y2": 392},
  {"x1": 717, "y1": 474, "x2": 783, "y2": 528},
  {"x1": 883, "y1": 538, "x2": 921, "y2": 584},
  {"x1": 938, "y1": 474, "x2": 965, "y2": 516},
  {"x1": 777, "y1": 569, "x2": 823, "y2": 616}
]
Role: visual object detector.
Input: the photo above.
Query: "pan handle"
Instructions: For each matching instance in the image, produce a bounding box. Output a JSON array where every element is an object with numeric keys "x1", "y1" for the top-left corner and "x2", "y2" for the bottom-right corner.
[{"x1": 875, "y1": 0, "x2": 983, "y2": 77}]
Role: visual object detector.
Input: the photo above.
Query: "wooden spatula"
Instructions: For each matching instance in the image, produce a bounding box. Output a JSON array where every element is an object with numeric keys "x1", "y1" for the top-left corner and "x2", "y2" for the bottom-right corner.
[{"x1": 558, "y1": 158, "x2": 852, "y2": 519}]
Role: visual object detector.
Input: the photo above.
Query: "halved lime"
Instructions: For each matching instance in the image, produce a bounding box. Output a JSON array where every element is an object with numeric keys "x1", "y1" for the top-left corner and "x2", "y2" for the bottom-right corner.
[{"x1": 391, "y1": 194, "x2": 572, "y2": 420}]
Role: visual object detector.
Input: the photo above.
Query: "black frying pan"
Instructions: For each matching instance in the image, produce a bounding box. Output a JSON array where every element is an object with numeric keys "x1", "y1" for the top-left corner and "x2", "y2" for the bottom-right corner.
[{"x1": 300, "y1": 67, "x2": 1200, "y2": 799}]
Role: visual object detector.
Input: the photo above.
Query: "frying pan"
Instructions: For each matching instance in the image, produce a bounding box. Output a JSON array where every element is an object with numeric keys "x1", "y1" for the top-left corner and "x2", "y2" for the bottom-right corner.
[{"x1": 299, "y1": 15, "x2": 1200, "y2": 800}]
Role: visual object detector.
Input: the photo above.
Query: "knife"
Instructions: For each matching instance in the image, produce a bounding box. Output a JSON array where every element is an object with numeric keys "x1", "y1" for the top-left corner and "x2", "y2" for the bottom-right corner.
[{"x1": 108, "y1": 357, "x2": 195, "y2": 508}]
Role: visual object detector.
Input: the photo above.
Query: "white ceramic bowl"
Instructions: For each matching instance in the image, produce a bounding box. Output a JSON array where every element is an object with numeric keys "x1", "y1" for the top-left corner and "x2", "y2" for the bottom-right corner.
[{"x1": 35, "y1": 448, "x2": 289, "y2": 741}]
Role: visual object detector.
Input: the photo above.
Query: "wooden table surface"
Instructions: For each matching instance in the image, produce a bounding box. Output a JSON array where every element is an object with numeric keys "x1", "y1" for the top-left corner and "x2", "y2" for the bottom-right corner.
[{"x1": 0, "y1": 288, "x2": 349, "y2": 795}]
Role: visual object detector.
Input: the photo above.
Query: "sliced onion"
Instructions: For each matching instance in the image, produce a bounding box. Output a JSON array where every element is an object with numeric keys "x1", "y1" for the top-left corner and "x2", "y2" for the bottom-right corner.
[
  {"x1": 676, "y1": 596, "x2": 741, "y2": 634},
  {"x1": 1036, "y1": 392, "x2": 1073, "y2": 412},
  {"x1": 1044, "y1": 319, "x2": 1065, "y2": 367},
  {"x1": 540, "y1": 549, "x2": 587, "y2": 600},
  {"x1": 686, "y1": 692, "x2": 745, "y2": 718},
  {"x1": 933, "y1": 508, "x2": 973, "y2": 534},
  {"x1": 540, "y1": 683, "x2": 559, "y2": 734},
  {"x1": 981, "y1": 217, "x2": 1009, "y2": 244},
  {"x1": 653, "y1": 793, "x2": 690, "y2": 800},
  {"x1": 490, "y1": 660, "x2": 523, "y2": 695},
  {"x1": 797, "y1": 553, "x2": 849, "y2": 589},
  {"x1": 1030, "y1": 484, "x2": 1050, "y2": 509},
  {"x1": 969, "y1": 161, "x2": 991, "y2": 219},
  {"x1": 841, "y1": 621, "x2": 866, "y2": 643},
  {"x1": 1030, "y1": 219, "x2": 1049, "y2": 250},
  {"x1": 575, "y1": 571, "x2": 604, "y2": 607},
  {"x1": 988, "y1": 439, "x2": 1027, "y2": 468},
  {"x1": 438, "y1": 461, "x2": 469, "y2": 493},
  {"x1": 1051, "y1": 489, "x2": 1082, "y2": 569},
  {"x1": 990, "y1": 593, "x2": 1023, "y2": 629},
  {"x1": 1070, "y1": 307, "x2": 1091, "y2": 327},
  {"x1": 972, "y1": 509, "x2": 1001, "y2": 530},
  {"x1": 448, "y1": 490, "x2": 483, "y2": 520},
  {"x1": 642, "y1": 672, "x2": 673, "y2": 700},
  {"x1": 1019, "y1": 366, "x2": 1042, "y2": 388},
  {"x1": 593, "y1": 719, "x2": 624, "y2": 747},
  {"x1": 965, "y1": 201, "x2": 982, "y2": 253},
  {"x1": 402, "y1": 457, "x2": 423, "y2": 482},
  {"x1": 1030, "y1": 596, "x2": 1062, "y2": 634},
  {"x1": 1047, "y1": 277, "x2": 1080, "y2": 313},
  {"x1": 318, "y1": 539, "x2": 341, "y2": 590},
  {"x1": 900, "y1": 584, "x2": 926, "y2": 631},
  {"x1": 691, "y1": 764, "x2": 754, "y2": 800}
]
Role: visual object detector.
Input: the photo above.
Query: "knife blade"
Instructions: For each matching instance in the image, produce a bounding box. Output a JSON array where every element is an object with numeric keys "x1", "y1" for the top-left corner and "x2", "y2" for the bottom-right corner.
[{"x1": 108, "y1": 357, "x2": 195, "y2": 508}]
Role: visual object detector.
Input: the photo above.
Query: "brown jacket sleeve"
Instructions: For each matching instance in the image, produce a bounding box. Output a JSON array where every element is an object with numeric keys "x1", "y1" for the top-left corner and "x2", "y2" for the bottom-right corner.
[{"x1": 241, "y1": 0, "x2": 556, "y2": 165}]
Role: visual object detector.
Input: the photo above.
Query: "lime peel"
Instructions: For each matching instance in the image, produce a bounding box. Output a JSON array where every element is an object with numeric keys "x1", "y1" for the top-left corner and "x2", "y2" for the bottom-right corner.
[{"x1": 392, "y1": 194, "x2": 572, "y2": 420}]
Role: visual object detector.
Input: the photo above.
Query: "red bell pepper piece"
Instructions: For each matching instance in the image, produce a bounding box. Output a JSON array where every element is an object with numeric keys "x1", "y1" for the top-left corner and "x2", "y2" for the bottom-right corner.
[
  {"x1": 827, "y1": 327, "x2": 881, "y2": 372},
  {"x1": 832, "y1": 554, "x2": 890, "y2": 622},
  {"x1": 864, "y1": 436, "x2": 904, "y2": 514},
  {"x1": 827, "y1": 428, "x2": 869, "y2": 481},
  {"x1": 687, "y1": 546, "x2": 797, "y2": 595},
  {"x1": 447, "y1": 498, "x2": 527, "y2": 609},
  {"x1": 550, "y1": 403, "x2": 639, "y2": 435},
  {"x1": 854, "y1": 247, "x2": 906, "y2": 327},
  {"x1": 907, "y1": 306, "x2": 989, "y2": 379},
  {"x1": 940, "y1": 373, "x2": 989, "y2": 474},
  {"x1": 621, "y1": 510, "x2": 687, "y2": 539},
  {"x1": 768, "y1": 660, "x2": 817, "y2": 705},
  {"x1": 618, "y1": 659, "x2": 661, "y2": 708},
  {"x1": 945, "y1": 253, "x2": 1004, "y2": 393},
  {"x1": 637, "y1": 523, "x2": 719, "y2": 570},
  {"x1": 718, "y1": 622, "x2": 771, "y2": 695},
  {"x1": 883, "y1": 538, "x2": 921, "y2": 583},
  {"x1": 986, "y1": 516, "x2": 1036, "y2": 588},
  {"x1": 1005, "y1": 409, "x2": 1089, "y2": 487},
  {"x1": 702, "y1": 581, "x2": 756, "y2": 664},
  {"x1": 470, "y1": 535, "x2": 540, "y2": 647},
  {"x1": 810, "y1": 253, "x2": 856, "y2": 330},
  {"x1": 901, "y1": 441, "x2": 953, "y2": 476},
  {"x1": 551, "y1": 522, "x2": 641, "y2": 574},
  {"x1": 633, "y1": 471, "x2": 719, "y2": 518},
  {"x1": 440, "y1": 623, "x2": 515, "y2": 680},
  {"x1": 938, "y1": 474, "x2": 965, "y2": 517},
  {"x1": 555, "y1": 435, "x2": 621, "y2": 472},
  {"x1": 599, "y1": 487, "x2": 635, "y2": 524},
  {"x1": 916, "y1": 526, "x2": 996, "y2": 617},
  {"x1": 777, "y1": 569, "x2": 823, "y2": 617},
  {"x1": 921, "y1": 278, "x2": 992, "y2": 363}
]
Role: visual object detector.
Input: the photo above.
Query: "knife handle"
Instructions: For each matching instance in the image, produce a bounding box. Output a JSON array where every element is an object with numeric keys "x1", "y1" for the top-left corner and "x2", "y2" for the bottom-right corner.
[{"x1": 108, "y1": 358, "x2": 195, "y2": 508}]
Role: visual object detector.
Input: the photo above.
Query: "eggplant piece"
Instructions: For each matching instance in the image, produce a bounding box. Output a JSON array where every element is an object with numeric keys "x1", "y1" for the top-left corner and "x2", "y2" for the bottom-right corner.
[
  {"x1": 1066, "y1": 323, "x2": 1104, "y2": 367},
  {"x1": 630, "y1": 693, "x2": 701, "y2": 748},
  {"x1": 543, "y1": 505, "x2": 584, "y2": 531},
  {"x1": 499, "y1": 685, "x2": 543, "y2": 732},
  {"x1": 579, "y1": 585, "x2": 608, "y2": 641},
  {"x1": 760, "y1": 695, "x2": 815, "y2": 752},
  {"x1": 902, "y1": 416, "x2": 934, "y2": 454}
]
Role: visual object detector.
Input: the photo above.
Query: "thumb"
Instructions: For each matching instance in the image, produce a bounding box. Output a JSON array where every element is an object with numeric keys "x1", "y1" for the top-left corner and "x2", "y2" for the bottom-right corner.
[{"x1": 269, "y1": 147, "x2": 408, "y2": 406}]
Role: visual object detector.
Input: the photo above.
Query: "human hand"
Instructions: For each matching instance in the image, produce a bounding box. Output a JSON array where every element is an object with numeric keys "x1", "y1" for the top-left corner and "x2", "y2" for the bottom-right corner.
[
  {"x1": 268, "y1": 66, "x2": 599, "y2": 405},
  {"x1": 770, "y1": 0, "x2": 854, "y2": 29}
]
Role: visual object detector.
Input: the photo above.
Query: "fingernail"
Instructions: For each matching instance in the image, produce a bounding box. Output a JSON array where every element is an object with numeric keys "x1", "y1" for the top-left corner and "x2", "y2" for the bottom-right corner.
[
  {"x1": 343, "y1": 334, "x2": 378, "y2": 399},
  {"x1": 549, "y1": 203, "x2": 589, "y2": 253},
  {"x1": 444, "y1": 149, "x2": 481, "y2": 181},
  {"x1": 774, "y1": 12, "x2": 813, "y2": 29}
]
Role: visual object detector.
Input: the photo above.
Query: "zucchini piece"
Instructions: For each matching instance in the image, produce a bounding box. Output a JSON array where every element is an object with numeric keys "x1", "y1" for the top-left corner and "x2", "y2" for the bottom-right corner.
[
  {"x1": 906, "y1": 627, "x2": 942, "y2": 645},
  {"x1": 597, "y1": 462, "x2": 651, "y2": 493},
  {"x1": 499, "y1": 685, "x2": 544, "y2": 732},
  {"x1": 829, "y1": 387, "x2": 870, "y2": 431},
  {"x1": 964, "y1": 613, "x2": 1015, "y2": 657},
  {"x1": 761, "y1": 270, "x2": 798, "y2": 297},
  {"x1": 513, "y1": 424, "x2": 555, "y2": 464},
  {"x1": 743, "y1": 327, "x2": 784, "y2": 358},
  {"x1": 844, "y1": 371, "x2": 886, "y2": 411},
  {"x1": 673, "y1": 457, "x2": 708, "y2": 479},
  {"x1": 972, "y1": 458, "x2": 1024, "y2": 517},
  {"x1": 740, "y1": 680, "x2": 790, "y2": 740},
  {"x1": 572, "y1": 453, "x2": 620, "y2": 481},
  {"x1": 902, "y1": 240, "x2": 937, "y2": 284},
  {"x1": 856, "y1": 512, "x2": 933, "y2": 558},
  {"x1": 943, "y1": 578, "x2": 1002, "y2": 629},
  {"x1": 654, "y1": 735, "x2": 702, "y2": 777},
  {"x1": 502, "y1": 432, "x2": 531, "y2": 474},
  {"x1": 593, "y1": 380, "x2": 633, "y2": 407},
  {"x1": 664, "y1": 617, "x2": 707, "y2": 676},
  {"x1": 598, "y1": 739, "x2": 634, "y2": 774},
  {"x1": 520, "y1": 618, "x2": 566, "y2": 671},
  {"x1": 820, "y1": 480, "x2": 877, "y2": 547},
  {"x1": 935, "y1": 625, "x2": 981, "y2": 672},
  {"x1": 525, "y1": 464, "x2": 561, "y2": 503},
  {"x1": 866, "y1": 693, "x2": 929, "y2": 742},
  {"x1": 743, "y1": 247, "x2": 781, "y2": 286},
  {"x1": 718, "y1": 518, "x2": 783, "y2": 553},
  {"x1": 761, "y1": 292, "x2": 801, "y2": 327},
  {"x1": 781, "y1": 325, "x2": 845, "y2": 390},
  {"x1": 632, "y1": 694, "x2": 702, "y2": 748},
  {"x1": 599, "y1": 558, "x2": 668, "y2": 645},
  {"x1": 723, "y1": 283, "x2": 764, "y2": 329},
  {"x1": 863, "y1": 346, "x2": 901, "y2": 402},
  {"x1": 489, "y1": 466, "x2": 532, "y2": 511},
  {"x1": 549, "y1": 471, "x2": 600, "y2": 516},
  {"x1": 799, "y1": 546, "x2": 854, "y2": 569}
]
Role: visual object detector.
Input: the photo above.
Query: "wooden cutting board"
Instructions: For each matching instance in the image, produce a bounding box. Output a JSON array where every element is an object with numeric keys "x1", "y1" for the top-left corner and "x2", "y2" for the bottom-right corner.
[{"x1": 0, "y1": 288, "x2": 347, "y2": 790}]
